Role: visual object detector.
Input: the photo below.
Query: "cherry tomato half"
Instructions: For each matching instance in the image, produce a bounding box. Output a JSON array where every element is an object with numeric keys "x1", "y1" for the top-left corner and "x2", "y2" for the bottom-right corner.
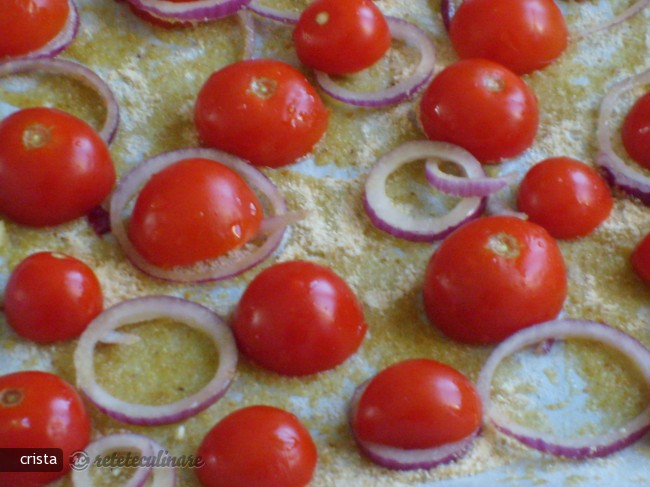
[
  {"x1": 423, "y1": 216, "x2": 567, "y2": 344},
  {"x1": 293, "y1": 0, "x2": 391, "y2": 75},
  {"x1": 449, "y1": 0, "x2": 568, "y2": 75},
  {"x1": 0, "y1": 371, "x2": 91, "y2": 487},
  {"x1": 0, "y1": 107, "x2": 115, "y2": 227},
  {"x1": 632, "y1": 232, "x2": 650, "y2": 284},
  {"x1": 197, "y1": 405, "x2": 317, "y2": 487},
  {"x1": 352, "y1": 359, "x2": 481, "y2": 449},
  {"x1": 232, "y1": 261, "x2": 367, "y2": 376},
  {"x1": 517, "y1": 157, "x2": 613, "y2": 239},
  {"x1": 195, "y1": 59, "x2": 329, "y2": 168},
  {"x1": 4, "y1": 252, "x2": 104, "y2": 343},
  {"x1": 622, "y1": 91, "x2": 650, "y2": 170},
  {"x1": 0, "y1": 0, "x2": 70, "y2": 59},
  {"x1": 419, "y1": 59, "x2": 538, "y2": 164},
  {"x1": 128, "y1": 158, "x2": 263, "y2": 268}
]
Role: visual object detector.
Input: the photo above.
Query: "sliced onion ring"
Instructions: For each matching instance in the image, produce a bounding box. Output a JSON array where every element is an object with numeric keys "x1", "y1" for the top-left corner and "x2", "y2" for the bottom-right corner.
[
  {"x1": 424, "y1": 155, "x2": 511, "y2": 198},
  {"x1": 110, "y1": 148, "x2": 288, "y2": 283},
  {"x1": 477, "y1": 319, "x2": 650, "y2": 458},
  {"x1": 71, "y1": 434, "x2": 155, "y2": 487},
  {"x1": 239, "y1": 10, "x2": 256, "y2": 59},
  {"x1": 349, "y1": 381, "x2": 479, "y2": 470},
  {"x1": 364, "y1": 140, "x2": 484, "y2": 242},
  {"x1": 3, "y1": 0, "x2": 80, "y2": 60},
  {"x1": 596, "y1": 66, "x2": 650, "y2": 205},
  {"x1": 0, "y1": 58, "x2": 120, "y2": 144},
  {"x1": 74, "y1": 296, "x2": 238, "y2": 425},
  {"x1": 126, "y1": 0, "x2": 251, "y2": 23},
  {"x1": 314, "y1": 17, "x2": 436, "y2": 108},
  {"x1": 574, "y1": 0, "x2": 649, "y2": 38},
  {"x1": 246, "y1": 0, "x2": 300, "y2": 24}
]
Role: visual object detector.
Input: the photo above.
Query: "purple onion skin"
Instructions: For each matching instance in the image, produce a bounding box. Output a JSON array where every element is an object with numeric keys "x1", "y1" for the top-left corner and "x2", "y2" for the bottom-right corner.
[
  {"x1": 600, "y1": 166, "x2": 650, "y2": 206},
  {"x1": 494, "y1": 422, "x2": 650, "y2": 459},
  {"x1": 362, "y1": 196, "x2": 486, "y2": 243},
  {"x1": 83, "y1": 383, "x2": 232, "y2": 426},
  {"x1": 441, "y1": 0, "x2": 454, "y2": 31},
  {"x1": 87, "y1": 206, "x2": 111, "y2": 236}
]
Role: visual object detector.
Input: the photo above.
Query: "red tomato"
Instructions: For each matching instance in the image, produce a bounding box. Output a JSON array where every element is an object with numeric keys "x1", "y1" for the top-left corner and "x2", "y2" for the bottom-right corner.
[
  {"x1": 632, "y1": 232, "x2": 650, "y2": 284},
  {"x1": 194, "y1": 59, "x2": 329, "y2": 168},
  {"x1": 4, "y1": 252, "x2": 103, "y2": 343},
  {"x1": 0, "y1": 107, "x2": 115, "y2": 227},
  {"x1": 0, "y1": 0, "x2": 70, "y2": 58},
  {"x1": 128, "y1": 158, "x2": 263, "y2": 268},
  {"x1": 622, "y1": 91, "x2": 650, "y2": 170},
  {"x1": 293, "y1": 0, "x2": 391, "y2": 75},
  {"x1": 419, "y1": 59, "x2": 538, "y2": 164},
  {"x1": 517, "y1": 157, "x2": 613, "y2": 239},
  {"x1": 196, "y1": 405, "x2": 317, "y2": 487},
  {"x1": 231, "y1": 261, "x2": 367, "y2": 376},
  {"x1": 127, "y1": 0, "x2": 194, "y2": 29},
  {"x1": 0, "y1": 371, "x2": 91, "y2": 487},
  {"x1": 353, "y1": 359, "x2": 481, "y2": 449},
  {"x1": 423, "y1": 216, "x2": 567, "y2": 344},
  {"x1": 449, "y1": 0, "x2": 568, "y2": 75}
]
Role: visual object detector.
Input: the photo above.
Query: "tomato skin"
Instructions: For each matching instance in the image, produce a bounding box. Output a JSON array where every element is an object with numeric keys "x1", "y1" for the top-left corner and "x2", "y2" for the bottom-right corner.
[
  {"x1": 232, "y1": 261, "x2": 367, "y2": 376},
  {"x1": 4, "y1": 252, "x2": 103, "y2": 343},
  {"x1": 0, "y1": 371, "x2": 91, "y2": 487},
  {"x1": 423, "y1": 216, "x2": 567, "y2": 344},
  {"x1": 632, "y1": 232, "x2": 650, "y2": 284},
  {"x1": 622, "y1": 92, "x2": 650, "y2": 170},
  {"x1": 0, "y1": 0, "x2": 70, "y2": 58},
  {"x1": 196, "y1": 405, "x2": 317, "y2": 487},
  {"x1": 128, "y1": 158, "x2": 263, "y2": 268},
  {"x1": 353, "y1": 359, "x2": 481, "y2": 450},
  {"x1": 293, "y1": 0, "x2": 391, "y2": 75},
  {"x1": 517, "y1": 157, "x2": 613, "y2": 239},
  {"x1": 0, "y1": 107, "x2": 115, "y2": 227},
  {"x1": 194, "y1": 59, "x2": 329, "y2": 168},
  {"x1": 419, "y1": 59, "x2": 538, "y2": 164},
  {"x1": 449, "y1": 0, "x2": 568, "y2": 75}
]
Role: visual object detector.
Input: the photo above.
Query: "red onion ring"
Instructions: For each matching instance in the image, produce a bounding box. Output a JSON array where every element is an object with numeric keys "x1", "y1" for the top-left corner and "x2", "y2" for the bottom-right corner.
[
  {"x1": 109, "y1": 148, "x2": 289, "y2": 283},
  {"x1": 349, "y1": 381, "x2": 479, "y2": 470},
  {"x1": 574, "y1": 0, "x2": 649, "y2": 39},
  {"x1": 74, "y1": 296, "x2": 238, "y2": 426},
  {"x1": 238, "y1": 10, "x2": 256, "y2": 59},
  {"x1": 477, "y1": 319, "x2": 650, "y2": 458},
  {"x1": 364, "y1": 140, "x2": 484, "y2": 242},
  {"x1": 126, "y1": 0, "x2": 251, "y2": 23},
  {"x1": 440, "y1": 0, "x2": 461, "y2": 31},
  {"x1": 246, "y1": 0, "x2": 300, "y2": 24},
  {"x1": 314, "y1": 17, "x2": 436, "y2": 108},
  {"x1": 0, "y1": 58, "x2": 120, "y2": 144},
  {"x1": 424, "y1": 149, "x2": 512, "y2": 198},
  {"x1": 596, "y1": 67, "x2": 650, "y2": 205},
  {"x1": 2, "y1": 0, "x2": 80, "y2": 61},
  {"x1": 71, "y1": 434, "x2": 155, "y2": 487}
]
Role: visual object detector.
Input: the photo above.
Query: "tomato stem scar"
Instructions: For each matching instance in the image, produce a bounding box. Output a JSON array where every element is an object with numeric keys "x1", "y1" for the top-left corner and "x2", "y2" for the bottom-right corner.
[
  {"x1": 483, "y1": 74, "x2": 505, "y2": 93},
  {"x1": 486, "y1": 232, "x2": 520, "y2": 258},
  {"x1": 249, "y1": 77, "x2": 277, "y2": 99},
  {"x1": 315, "y1": 11, "x2": 330, "y2": 25},
  {"x1": 0, "y1": 388, "x2": 24, "y2": 407},
  {"x1": 22, "y1": 124, "x2": 52, "y2": 150}
]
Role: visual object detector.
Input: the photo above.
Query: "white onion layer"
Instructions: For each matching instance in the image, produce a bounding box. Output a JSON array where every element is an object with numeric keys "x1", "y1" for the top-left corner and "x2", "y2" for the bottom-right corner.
[
  {"x1": 246, "y1": 0, "x2": 300, "y2": 24},
  {"x1": 74, "y1": 296, "x2": 237, "y2": 425},
  {"x1": 349, "y1": 382, "x2": 479, "y2": 470},
  {"x1": 126, "y1": 0, "x2": 251, "y2": 22},
  {"x1": 477, "y1": 319, "x2": 650, "y2": 458},
  {"x1": 596, "y1": 66, "x2": 650, "y2": 205},
  {"x1": 364, "y1": 140, "x2": 484, "y2": 241},
  {"x1": 0, "y1": 58, "x2": 120, "y2": 144},
  {"x1": 71, "y1": 434, "x2": 155, "y2": 487},
  {"x1": 109, "y1": 148, "x2": 288, "y2": 283},
  {"x1": 314, "y1": 17, "x2": 436, "y2": 108}
]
